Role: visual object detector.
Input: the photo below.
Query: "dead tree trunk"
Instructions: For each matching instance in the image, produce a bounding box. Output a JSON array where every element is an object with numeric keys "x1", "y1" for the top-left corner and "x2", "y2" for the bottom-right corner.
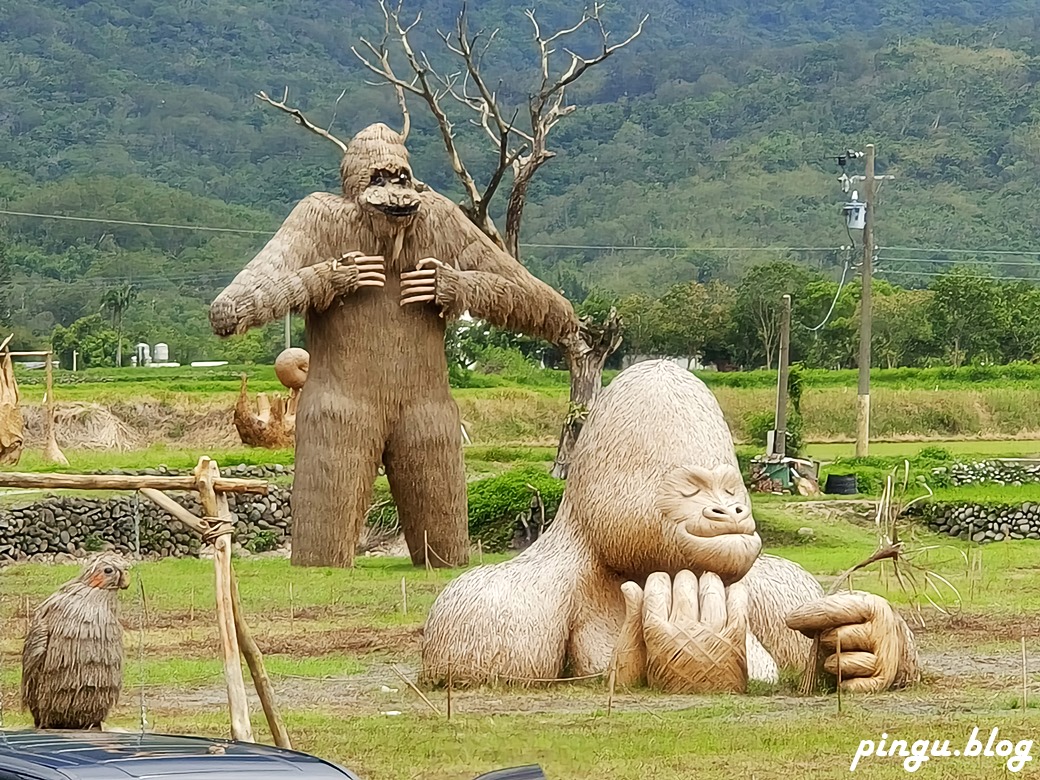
[{"x1": 551, "y1": 308, "x2": 623, "y2": 479}]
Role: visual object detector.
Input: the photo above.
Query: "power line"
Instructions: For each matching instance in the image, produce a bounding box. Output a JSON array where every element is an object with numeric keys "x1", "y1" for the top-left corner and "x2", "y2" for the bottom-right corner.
[
  {"x1": 879, "y1": 256, "x2": 1040, "y2": 267},
  {"x1": 0, "y1": 208, "x2": 843, "y2": 253},
  {"x1": 802, "y1": 254, "x2": 852, "y2": 332},
  {"x1": 0, "y1": 209, "x2": 272, "y2": 235},
  {"x1": 881, "y1": 245, "x2": 1040, "y2": 257},
  {"x1": 877, "y1": 268, "x2": 1040, "y2": 281}
]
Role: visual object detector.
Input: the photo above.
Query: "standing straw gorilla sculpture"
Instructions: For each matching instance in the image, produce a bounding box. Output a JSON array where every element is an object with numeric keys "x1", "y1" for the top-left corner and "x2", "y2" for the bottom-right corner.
[
  {"x1": 210, "y1": 123, "x2": 584, "y2": 569},
  {"x1": 421, "y1": 361, "x2": 920, "y2": 694}
]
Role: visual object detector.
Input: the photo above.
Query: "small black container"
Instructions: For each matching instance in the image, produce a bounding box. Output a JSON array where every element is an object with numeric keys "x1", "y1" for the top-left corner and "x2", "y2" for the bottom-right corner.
[{"x1": 824, "y1": 473, "x2": 859, "y2": 495}]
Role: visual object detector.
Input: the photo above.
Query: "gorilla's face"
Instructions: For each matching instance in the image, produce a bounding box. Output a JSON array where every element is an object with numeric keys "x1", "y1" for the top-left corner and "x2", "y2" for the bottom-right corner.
[
  {"x1": 361, "y1": 164, "x2": 420, "y2": 222},
  {"x1": 653, "y1": 463, "x2": 762, "y2": 584}
]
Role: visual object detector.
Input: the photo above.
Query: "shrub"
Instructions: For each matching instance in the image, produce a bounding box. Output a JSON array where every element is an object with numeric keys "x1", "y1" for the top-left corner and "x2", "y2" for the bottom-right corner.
[
  {"x1": 359, "y1": 466, "x2": 566, "y2": 552},
  {"x1": 743, "y1": 409, "x2": 804, "y2": 456},
  {"x1": 466, "y1": 466, "x2": 565, "y2": 552}
]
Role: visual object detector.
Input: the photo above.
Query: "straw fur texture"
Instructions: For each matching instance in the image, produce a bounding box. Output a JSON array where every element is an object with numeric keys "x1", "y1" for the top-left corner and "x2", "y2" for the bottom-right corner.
[
  {"x1": 420, "y1": 360, "x2": 918, "y2": 695},
  {"x1": 0, "y1": 350, "x2": 22, "y2": 464},
  {"x1": 209, "y1": 123, "x2": 582, "y2": 568},
  {"x1": 21, "y1": 553, "x2": 130, "y2": 729}
]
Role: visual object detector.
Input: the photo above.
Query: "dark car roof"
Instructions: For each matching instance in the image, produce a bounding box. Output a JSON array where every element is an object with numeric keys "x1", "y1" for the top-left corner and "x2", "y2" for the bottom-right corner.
[{"x1": 0, "y1": 730, "x2": 361, "y2": 780}]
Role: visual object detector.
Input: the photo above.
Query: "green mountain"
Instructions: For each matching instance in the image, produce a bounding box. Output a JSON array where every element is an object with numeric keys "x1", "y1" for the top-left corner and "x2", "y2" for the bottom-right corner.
[{"x1": 2, "y1": 0, "x2": 1039, "y2": 363}]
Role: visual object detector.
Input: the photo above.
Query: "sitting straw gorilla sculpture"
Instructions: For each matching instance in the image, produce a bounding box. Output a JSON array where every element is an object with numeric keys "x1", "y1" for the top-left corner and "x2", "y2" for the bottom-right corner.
[
  {"x1": 421, "y1": 361, "x2": 919, "y2": 694},
  {"x1": 210, "y1": 123, "x2": 584, "y2": 569}
]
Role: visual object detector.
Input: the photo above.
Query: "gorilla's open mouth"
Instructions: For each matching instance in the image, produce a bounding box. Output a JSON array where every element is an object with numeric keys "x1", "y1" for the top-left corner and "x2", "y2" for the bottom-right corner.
[{"x1": 376, "y1": 203, "x2": 419, "y2": 218}]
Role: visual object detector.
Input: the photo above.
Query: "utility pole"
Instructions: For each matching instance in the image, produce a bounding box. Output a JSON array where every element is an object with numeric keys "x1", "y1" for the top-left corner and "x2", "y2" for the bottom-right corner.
[
  {"x1": 773, "y1": 293, "x2": 792, "y2": 458},
  {"x1": 855, "y1": 144, "x2": 875, "y2": 458}
]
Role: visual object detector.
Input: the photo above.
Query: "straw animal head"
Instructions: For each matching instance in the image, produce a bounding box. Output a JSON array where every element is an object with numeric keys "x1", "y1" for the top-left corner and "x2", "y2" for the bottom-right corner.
[
  {"x1": 78, "y1": 553, "x2": 131, "y2": 591},
  {"x1": 562, "y1": 360, "x2": 762, "y2": 584},
  {"x1": 274, "y1": 347, "x2": 309, "y2": 390},
  {"x1": 340, "y1": 123, "x2": 422, "y2": 224},
  {"x1": 654, "y1": 463, "x2": 762, "y2": 582}
]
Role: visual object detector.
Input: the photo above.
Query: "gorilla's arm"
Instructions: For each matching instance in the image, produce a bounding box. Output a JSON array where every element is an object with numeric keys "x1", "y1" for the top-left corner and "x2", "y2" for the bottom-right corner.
[
  {"x1": 209, "y1": 193, "x2": 379, "y2": 336},
  {"x1": 434, "y1": 257, "x2": 582, "y2": 350},
  {"x1": 406, "y1": 197, "x2": 584, "y2": 351}
]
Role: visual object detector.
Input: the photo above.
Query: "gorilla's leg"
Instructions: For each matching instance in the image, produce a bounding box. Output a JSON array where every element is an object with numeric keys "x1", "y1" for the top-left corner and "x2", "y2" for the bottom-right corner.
[
  {"x1": 291, "y1": 389, "x2": 388, "y2": 568},
  {"x1": 384, "y1": 395, "x2": 469, "y2": 568}
]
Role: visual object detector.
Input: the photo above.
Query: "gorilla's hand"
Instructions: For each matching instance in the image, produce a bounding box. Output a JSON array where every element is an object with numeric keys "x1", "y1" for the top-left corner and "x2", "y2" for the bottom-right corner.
[
  {"x1": 617, "y1": 570, "x2": 749, "y2": 694},
  {"x1": 320, "y1": 252, "x2": 385, "y2": 294},
  {"x1": 210, "y1": 296, "x2": 246, "y2": 337},
  {"x1": 342, "y1": 252, "x2": 386, "y2": 289},
  {"x1": 785, "y1": 591, "x2": 914, "y2": 694},
  {"x1": 400, "y1": 257, "x2": 449, "y2": 310}
]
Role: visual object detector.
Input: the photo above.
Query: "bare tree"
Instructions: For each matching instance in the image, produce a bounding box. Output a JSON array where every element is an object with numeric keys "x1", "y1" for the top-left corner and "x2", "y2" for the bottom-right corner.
[{"x1": 260, "y1": 1, "x2": 645, "y2": 477}]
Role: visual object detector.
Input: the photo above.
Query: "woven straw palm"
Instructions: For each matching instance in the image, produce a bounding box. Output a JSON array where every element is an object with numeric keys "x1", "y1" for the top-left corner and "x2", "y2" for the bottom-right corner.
[
  {"x1": 640, "y1": 571, "x2": 748, "y2": 694},
  {"x1": 785, "y1": 590, "x2": 907, "y2": 693}
]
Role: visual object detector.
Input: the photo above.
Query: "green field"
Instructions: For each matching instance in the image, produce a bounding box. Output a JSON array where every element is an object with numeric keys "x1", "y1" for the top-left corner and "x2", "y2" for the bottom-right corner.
[
  {"x1": 6, "y1": 366, "x2": 1040, "y2": 778},
  {"x1": 806, "y1": 440, "x2": 1040, "y2": 461},
  {"x1": 13, "y1": 363, "x2": 1040, "y2": 448},
  {"x1": 3, "y1": 498, "x2": 1040, "y2": 779}
]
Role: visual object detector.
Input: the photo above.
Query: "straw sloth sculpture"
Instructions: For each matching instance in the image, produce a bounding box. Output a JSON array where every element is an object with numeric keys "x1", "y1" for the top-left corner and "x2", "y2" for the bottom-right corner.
[
  {"x1": 420, "y1": 361, "x2": 919, "y2": 694},
  {"x1": 21, "y1": 553, "x2": 131, "y2": 729},
  {"x1": 210, "y1": 122, "x2": 584, "y2": 569}
]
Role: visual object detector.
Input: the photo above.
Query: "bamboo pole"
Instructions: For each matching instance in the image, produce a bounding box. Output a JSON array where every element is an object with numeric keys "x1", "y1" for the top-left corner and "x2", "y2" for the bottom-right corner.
[
  {"x1": 196, "y1": 456, "x2": 254, "y2": 743},
  {"x1": 42, "y1": 352, "x2": 68, "y2": 466},
  {"x1": 229, "y1": 570, "x2": 292, "y2": 749},
  {"x1": 138, "y1": 488, "x2": 207, "y2": 535},
  {"x1": 0, "y1": 472, "x2": 268, "y2": 494},
  {"x1": 141, "y1": 484, "x2": 290, "y2": 747}
]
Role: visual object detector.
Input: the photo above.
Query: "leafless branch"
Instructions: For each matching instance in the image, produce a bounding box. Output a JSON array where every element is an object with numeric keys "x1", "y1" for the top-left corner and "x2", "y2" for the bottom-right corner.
[
  {"x1": 350, "y1": 0, "x2": 646, "y2": 257},
  {"x1": 255, "y1": 87, "x2": 349, "y2": 154},
  {"x1": 325, "y1": 88, "x2": 348, "y2": 136},
  {"x1": 351, "y1": 0, "x2": 486, "y2": 224},
  {"x1": 529, "y1": 4, "x2": 649, "y2": 104}
]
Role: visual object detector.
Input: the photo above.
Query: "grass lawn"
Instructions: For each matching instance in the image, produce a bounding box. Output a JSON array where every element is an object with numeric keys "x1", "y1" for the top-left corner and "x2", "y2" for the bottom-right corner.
[{"x1": 4, "y1": 499, "x2": 1040, "y2": 779}]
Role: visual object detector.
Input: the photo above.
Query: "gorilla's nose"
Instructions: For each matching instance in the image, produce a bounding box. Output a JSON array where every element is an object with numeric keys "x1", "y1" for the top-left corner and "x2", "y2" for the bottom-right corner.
[{"x1": 703, "y1": 504, "x2": 750, "y2": 523}]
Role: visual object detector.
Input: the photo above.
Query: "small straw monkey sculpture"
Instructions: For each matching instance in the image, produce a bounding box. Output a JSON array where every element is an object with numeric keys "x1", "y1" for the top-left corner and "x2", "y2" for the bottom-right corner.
[{"x1": 21, "y1": 553, "x2": 131, "y2": 729}]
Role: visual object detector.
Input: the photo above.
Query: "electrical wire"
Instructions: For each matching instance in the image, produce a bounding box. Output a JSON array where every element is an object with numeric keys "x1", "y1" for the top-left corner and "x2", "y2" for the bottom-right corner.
[
  {"x1": 0, "y1": 208, "x2": 845, "y2": 253},
  {"x1": 0, "y1": 209, "x2": 273, "y2": 235},
  {"x1": 802, "y1": 254, "x2": 853, "y2": 332},
  {"x1": 876, "y1": 268, "x2": 1040, "y2": 281},
  {"x1": 880, "y1": 246, "x2": 1040, "y2": 257},
  {"x1": 878, "y1": 256, "x2": 1040, "y2": 267}
]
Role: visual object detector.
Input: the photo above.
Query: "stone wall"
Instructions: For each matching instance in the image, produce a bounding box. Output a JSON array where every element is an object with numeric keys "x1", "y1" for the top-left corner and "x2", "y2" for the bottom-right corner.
[
  {"x1": 0, "y1": 465, "x2": 292, "y2": 564},
  {"x1": 917, "y1": 502, "x2": 1040, "y2": 543},
  {"x1": 933, "y1": 459, "x2": 1040, "y2": 487}
]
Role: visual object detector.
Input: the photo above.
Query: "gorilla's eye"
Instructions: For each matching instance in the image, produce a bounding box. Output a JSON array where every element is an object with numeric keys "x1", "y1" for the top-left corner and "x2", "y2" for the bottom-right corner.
[
  {"x1": 680, "y1": 488, "x2": 701, "y2": 498},
  {"x1": 370, "y1": 169, "x2": 390, "y2": 186},
  {"x1": 103, "y1": 567, "x2": 114, "y2": 574}
]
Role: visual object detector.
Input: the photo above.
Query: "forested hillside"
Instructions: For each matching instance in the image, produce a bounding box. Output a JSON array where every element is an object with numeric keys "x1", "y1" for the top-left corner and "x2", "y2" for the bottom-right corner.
[{"x1": 2, "y1": 0, "x2": 1040, "y2": 365}]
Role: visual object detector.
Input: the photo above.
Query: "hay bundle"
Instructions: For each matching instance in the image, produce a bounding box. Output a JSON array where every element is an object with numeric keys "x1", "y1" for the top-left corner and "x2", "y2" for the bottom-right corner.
[
  {"x1": 23, "y1": 403, "x2": 142, "y2": 452},
  {"x1": 234, "y1": 375, "x2": 295, "y2": 449},
  {"x1": 0, "y1": 348, "x2": 23, "y2": 464}
]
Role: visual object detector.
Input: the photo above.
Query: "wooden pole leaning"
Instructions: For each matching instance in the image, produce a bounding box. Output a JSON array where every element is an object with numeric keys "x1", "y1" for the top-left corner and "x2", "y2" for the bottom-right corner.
[
  {"x1": 139, "y1": 478, "x2": 290, "y2": 748},
  {"x1": 194, "y1": 456, "x2": 254, "y2": 744}
]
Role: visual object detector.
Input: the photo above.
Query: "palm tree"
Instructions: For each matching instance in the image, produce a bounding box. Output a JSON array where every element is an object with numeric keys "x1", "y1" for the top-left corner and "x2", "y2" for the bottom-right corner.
[{"x1": 100, "y1": 284, "x2": 137, "y2": 367}]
